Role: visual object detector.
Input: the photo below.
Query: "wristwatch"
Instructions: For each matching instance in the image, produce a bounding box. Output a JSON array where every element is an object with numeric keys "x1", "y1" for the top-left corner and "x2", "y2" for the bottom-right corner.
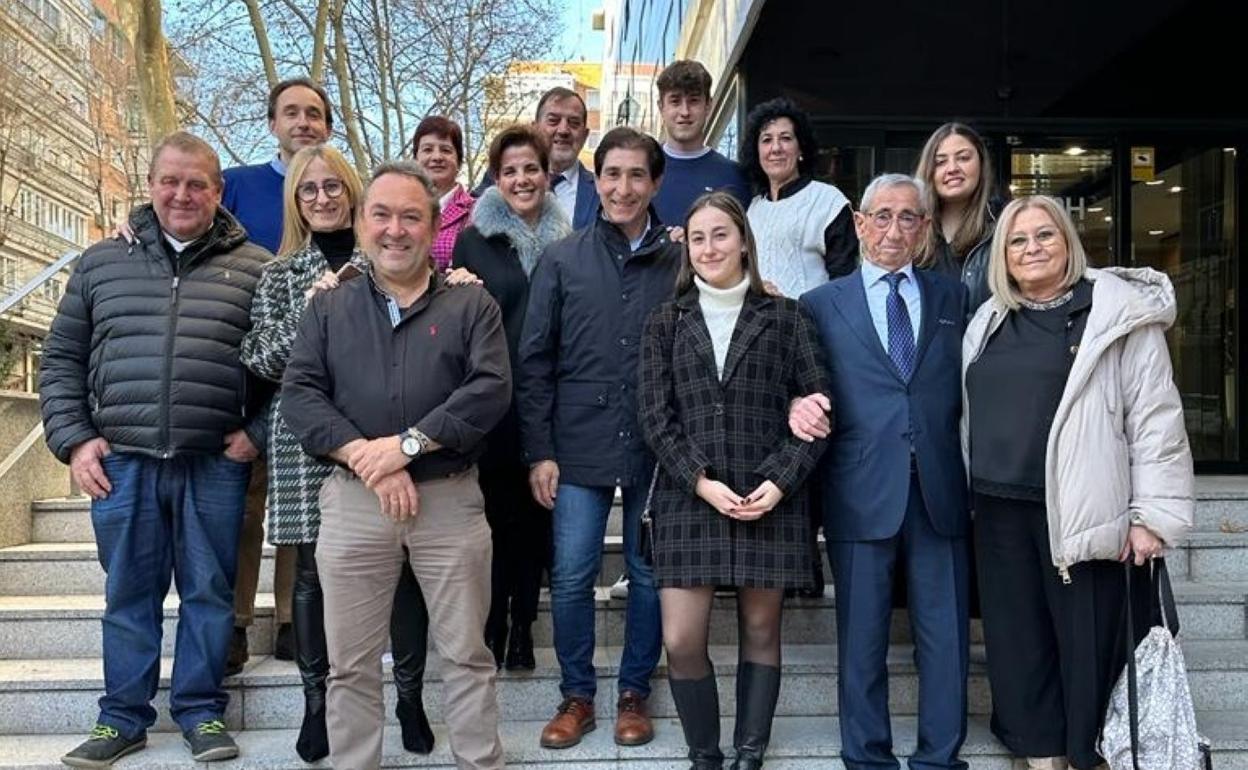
[{"x1": 399, "y1": 427, "x2": 430, "y2": 459}]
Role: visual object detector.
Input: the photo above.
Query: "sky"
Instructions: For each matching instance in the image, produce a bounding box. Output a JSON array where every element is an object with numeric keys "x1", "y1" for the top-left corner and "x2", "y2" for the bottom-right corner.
[{"x1": 558, "y1": 0, "x2": 605, "y2": 62}]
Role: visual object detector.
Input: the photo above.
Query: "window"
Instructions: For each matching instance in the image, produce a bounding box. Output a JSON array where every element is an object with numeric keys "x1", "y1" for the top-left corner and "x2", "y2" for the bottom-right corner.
[
  {"x1": 42, "y1": 278, "x2": 63, "y2": 303},
  {"x1": 585, "y1": 89, "x2": 601, "y2": 111},
  {"x1": 15, "y1": 189, "x2": 87, "y2": 245},
  {"x1": 91, "y1": 8, "x2": 106, "y2": 37},
  {"x1": 1, "y1": 257, "x2": 18, "y2": 290},
  {"x1": 110, "y1": 25, "x2": 126, "y2": 58}
]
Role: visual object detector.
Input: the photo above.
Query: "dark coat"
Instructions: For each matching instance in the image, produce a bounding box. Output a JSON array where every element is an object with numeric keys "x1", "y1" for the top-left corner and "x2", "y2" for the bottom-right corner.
[
  {"x1": 925, "y1": 200, "x2": 1003, "y2": 317},
  {"x1": 517, "y1": 212, "x2": 680, "y2": 488},
  {"x1": 451, "y1": 188, "x2": 570, "y2": 469},
  {"x1": 639, "y1": 288, "x2": 831, "y2": 588},
  {"x1": 800, "y1": 267, "x2": 970, "y2": 541},
  {"x1": 39, "y1": 204, "x2": 270, "y2": 463}
]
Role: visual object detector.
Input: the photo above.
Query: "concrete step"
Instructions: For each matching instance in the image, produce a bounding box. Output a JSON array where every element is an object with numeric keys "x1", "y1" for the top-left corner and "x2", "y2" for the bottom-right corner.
[
  {"x1": 0, "y1": 543, "x2": 278, "y2": 596},
  {"x1": 2, "y1": 579, "x2": 1245, "y2": 661},
  {"x1": 1, "y1": 712, "x2": 1245, "y2": 769},
  {"x1": 1, "y1": 639, "x2": 1246, "y2": 735}
]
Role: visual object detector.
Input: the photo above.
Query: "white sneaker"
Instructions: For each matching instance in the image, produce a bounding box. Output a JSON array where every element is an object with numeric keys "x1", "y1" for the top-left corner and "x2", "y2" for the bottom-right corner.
[{"x1": 609, "y1": 573, "x2": 629, "y2": 599}]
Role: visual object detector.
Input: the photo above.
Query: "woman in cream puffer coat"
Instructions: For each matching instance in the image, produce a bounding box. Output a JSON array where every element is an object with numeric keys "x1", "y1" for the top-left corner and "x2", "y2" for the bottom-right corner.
[{"x1": 960, "y1": 195, "x2": 1193, "y2": 770}]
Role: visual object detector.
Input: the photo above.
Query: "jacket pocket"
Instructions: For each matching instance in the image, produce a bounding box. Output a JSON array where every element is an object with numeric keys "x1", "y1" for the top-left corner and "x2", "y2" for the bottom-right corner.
[{"x1": 553, "y1": 381, "x2": 612, "y2": 460}]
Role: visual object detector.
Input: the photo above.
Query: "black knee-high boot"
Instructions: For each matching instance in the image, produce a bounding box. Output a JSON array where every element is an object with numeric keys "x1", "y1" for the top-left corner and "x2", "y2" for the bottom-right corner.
[
  {"x1": 730, "y1": 662, "x2": 781, "y2": 770},
  {"x1": 391, "y1": 559, "x2": 434, "y2": 754},
  {"x1": 292, "y1": 544, "x2": 329, "y2": 762},
  {"x1": 669, "y1": 672, "x2": 725, "y2": 769}
]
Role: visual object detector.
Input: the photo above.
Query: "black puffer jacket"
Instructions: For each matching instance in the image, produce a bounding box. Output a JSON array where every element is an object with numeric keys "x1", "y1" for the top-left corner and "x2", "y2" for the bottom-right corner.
[{"x1": 39, "y1": 204, "x2": 270, "y2": 463}]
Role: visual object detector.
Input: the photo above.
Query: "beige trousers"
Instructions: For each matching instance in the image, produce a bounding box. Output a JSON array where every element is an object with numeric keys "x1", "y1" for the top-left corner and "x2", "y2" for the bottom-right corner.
[
  {"x1": 318, "y1": 466, "x2": 503, "y2": 770},
  {"x1": 233, "y1": 460, "x2": 294, "y2": 626}
]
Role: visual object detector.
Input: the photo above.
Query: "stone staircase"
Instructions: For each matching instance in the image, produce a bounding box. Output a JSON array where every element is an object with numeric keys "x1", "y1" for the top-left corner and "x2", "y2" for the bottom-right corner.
[{"x1": 0, "y1": 484, "x2": 1246, "y2": 768}]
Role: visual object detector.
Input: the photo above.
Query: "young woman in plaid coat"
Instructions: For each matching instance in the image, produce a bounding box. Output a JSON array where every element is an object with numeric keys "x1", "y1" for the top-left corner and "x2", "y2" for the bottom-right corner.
[{"x1": 639, "y1": 192, "x2": 831, "y2": 769}]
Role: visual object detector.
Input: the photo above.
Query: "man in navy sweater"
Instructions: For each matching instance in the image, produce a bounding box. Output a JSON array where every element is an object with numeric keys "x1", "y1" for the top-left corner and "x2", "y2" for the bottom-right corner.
[
  {"x1": 651, "y1": 60, "x2": 751, "y2": 227},
  {"x1": 221, "y1": 77, "x2": 333, "y2": 253}
]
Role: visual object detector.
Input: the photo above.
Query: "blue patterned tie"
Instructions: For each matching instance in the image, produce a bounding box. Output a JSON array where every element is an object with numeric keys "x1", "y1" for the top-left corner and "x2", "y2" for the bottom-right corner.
[{"x1": 885, "y1": 272, "x2": 916, "y2": 381}]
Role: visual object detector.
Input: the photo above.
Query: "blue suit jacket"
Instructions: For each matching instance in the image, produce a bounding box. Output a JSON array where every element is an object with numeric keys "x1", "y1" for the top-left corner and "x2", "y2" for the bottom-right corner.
[{"x1": 800, "y1": 267, "x2": 970, "y2": 541}]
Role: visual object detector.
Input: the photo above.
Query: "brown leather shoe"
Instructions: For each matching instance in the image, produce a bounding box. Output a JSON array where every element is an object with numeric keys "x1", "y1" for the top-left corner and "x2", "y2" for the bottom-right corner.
[
  {"x1": 540, "y1": 697, "x2": 596, "y2": 749},
  {"x1": 614, "y1": 690, "x2": 654, "y2": 746}
]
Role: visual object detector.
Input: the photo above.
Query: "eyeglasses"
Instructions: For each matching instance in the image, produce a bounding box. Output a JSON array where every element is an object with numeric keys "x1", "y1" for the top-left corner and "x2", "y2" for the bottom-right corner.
[
  {"x1": 1006, "y1": 228, "x2": 1062, "y2": 252},
  {"x1": 863, "y1": 209, "x2": 925, "y2": 233},
  {"x1": 296, "y1": 179, "x2": 346, "y2": 203}
]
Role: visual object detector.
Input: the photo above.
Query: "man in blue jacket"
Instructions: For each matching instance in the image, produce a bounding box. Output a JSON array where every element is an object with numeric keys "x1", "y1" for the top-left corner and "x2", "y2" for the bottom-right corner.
[
  {"x1": 793, "y1": 174, "x2": 971, "y2": 770},
  {"x1": 518, "y1": 127, "x2": 679, "y2": 750}
]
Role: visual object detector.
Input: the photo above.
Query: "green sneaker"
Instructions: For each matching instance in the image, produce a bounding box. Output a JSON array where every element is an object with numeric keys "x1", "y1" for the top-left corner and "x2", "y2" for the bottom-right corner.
[
  {"x1": 61, "y1": 724, "x2": 147, "y2": 768},
  {"x1": 182, "y1": 719, "x2": 239, "y2": 762}
]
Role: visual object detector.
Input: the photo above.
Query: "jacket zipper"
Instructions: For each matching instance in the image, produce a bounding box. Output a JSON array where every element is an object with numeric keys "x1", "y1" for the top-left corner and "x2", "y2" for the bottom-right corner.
[
  {"x1": 160, "y1": 274, "x2": 180, "y2": 458},
  {"x1": 1058, "y1": 563, "x2": 1072, "y2": 585}
]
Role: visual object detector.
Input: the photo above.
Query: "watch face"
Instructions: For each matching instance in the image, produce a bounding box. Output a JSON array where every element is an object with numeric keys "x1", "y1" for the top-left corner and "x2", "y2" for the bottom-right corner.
[{"x1": 401, "y1": 437, "x2": 420, "y2": 456}]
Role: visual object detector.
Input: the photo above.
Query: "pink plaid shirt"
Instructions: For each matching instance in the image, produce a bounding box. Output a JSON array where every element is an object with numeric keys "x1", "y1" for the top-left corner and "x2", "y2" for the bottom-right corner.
[{"x1": 432, "y1": 185, "x2": 475, "y2": 271}]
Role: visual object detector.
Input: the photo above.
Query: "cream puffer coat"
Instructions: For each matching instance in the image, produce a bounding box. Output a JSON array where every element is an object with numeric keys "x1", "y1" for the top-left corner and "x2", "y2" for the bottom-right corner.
[{"x1": 961, "y1": 267, "x2": 1194, "y2": 581}]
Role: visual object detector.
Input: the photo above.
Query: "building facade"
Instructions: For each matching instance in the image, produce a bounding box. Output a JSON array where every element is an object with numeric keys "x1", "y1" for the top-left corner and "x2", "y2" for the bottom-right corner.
[
  {"x1": 0, "y1": 0, "x2": 148, "y2": 392},
  {"x1": 609, "y1": 0, "x2": 1245, "y2": 473}
]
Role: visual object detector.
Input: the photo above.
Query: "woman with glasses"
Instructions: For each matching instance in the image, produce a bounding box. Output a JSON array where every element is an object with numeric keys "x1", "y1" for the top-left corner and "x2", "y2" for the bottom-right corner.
[
  {"x1": 740, "y1": 97, "x2": 859, "y2": 300},
  {"x1": 961, "y1": 195, "x2": 1193, "y2": 769},
  {"x1": 914, "y1": 122, "x2": 1003, "y2": 314},
  {"x1": 640, "y1": 192, "x2": 830, "y2": 769},
  {"x1": 240, "y1": 145, "x2": 435, "y2": 763},
  {"x1": 411, "y1": 115, "x2": 475, "y2": 271}
]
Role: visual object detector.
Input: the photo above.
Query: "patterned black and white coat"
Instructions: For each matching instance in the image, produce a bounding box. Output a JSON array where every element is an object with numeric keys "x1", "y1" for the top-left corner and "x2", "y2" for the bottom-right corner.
[
  {"x1": 239, "y1": 241, "x2": 369, "y2": 545},
  {"x1": 638, "y1": 285, "x2": 832, "y2": 589}
]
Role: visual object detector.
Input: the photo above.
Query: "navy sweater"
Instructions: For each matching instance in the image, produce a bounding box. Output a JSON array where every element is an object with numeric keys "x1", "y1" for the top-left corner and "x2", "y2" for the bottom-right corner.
[
  {"x1": 653, "y1": 148, "x2": 751, "y2": 227},
  {"x1": 222, "y1": 160, "x2": 285, "y2": 254}
]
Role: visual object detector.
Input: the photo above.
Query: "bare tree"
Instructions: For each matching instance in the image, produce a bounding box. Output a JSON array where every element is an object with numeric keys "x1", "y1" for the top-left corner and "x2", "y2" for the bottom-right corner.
[
  {"x1": 165, "y1": 0, "x2": 563, "y2": 184},
  {"x1": 116, "y1": 0, "x2": 180, "y2": 138}
]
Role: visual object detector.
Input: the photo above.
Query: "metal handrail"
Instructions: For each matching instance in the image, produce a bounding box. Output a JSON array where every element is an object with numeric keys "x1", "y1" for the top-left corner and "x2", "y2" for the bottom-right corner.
[{"x1": 0, "y1": 250, "x2": 81, "y2": 317}]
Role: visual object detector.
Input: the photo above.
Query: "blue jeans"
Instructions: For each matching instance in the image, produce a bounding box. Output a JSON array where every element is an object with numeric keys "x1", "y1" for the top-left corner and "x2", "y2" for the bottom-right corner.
[
  {"x1": 550, "y1": 483, "x2": 661, "y2": 700},
  {"x1": 90, "y1": 451, "x2": 250, "y2": 738}
]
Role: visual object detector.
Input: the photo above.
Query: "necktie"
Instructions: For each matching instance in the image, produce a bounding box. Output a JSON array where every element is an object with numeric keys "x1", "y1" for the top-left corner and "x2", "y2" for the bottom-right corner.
[
  {"x1": 549, "y1": 172, "x2": 564, "y2": 189},
  {"x1": 884, "y1": 272, "x2": 916, "y2": 381}
]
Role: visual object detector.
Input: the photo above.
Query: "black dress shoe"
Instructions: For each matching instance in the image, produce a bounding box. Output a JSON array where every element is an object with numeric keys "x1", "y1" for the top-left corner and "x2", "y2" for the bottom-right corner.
[{"x1": 504, "y1": 623, "x2": 535, "y2": 670}]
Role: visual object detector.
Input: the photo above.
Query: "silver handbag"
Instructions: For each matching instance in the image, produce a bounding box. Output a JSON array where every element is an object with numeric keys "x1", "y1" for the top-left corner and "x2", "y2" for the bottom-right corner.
[{"x1": 1099, "y1": 559, "x2": 1212, "y2": 770}]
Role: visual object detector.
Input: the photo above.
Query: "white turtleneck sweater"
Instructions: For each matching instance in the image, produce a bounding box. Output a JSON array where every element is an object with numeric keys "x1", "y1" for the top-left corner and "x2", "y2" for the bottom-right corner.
[{"x1": 695, "y1": 275, "x2": 751, "y2": 379}]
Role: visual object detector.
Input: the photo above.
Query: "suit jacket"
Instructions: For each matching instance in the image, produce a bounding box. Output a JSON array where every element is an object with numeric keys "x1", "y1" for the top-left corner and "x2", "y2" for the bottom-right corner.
[
  {"x1": 800, "y1": 266, "x2": 969, "y2": 541},
  {"x1": 473, "y1": 162, "x2": 600, "y2": 231}
]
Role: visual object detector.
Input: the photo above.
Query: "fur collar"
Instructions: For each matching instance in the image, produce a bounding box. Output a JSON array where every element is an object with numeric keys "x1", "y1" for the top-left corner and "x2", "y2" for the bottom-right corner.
[{"x1": 471, "y1": 187, "x2": 570, "y2": 275}]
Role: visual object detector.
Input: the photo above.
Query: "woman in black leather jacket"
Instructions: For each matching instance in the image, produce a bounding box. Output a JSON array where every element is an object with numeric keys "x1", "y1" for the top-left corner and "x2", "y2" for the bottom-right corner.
[{"x1": 914, "y1": 122, "x2": 1004, "y2": 315}]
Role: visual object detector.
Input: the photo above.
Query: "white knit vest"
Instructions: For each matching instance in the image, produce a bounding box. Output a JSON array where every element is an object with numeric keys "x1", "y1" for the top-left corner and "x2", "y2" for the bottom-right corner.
[{"x1": 747, "y1": 181, "x2": 849, "y2": 298}]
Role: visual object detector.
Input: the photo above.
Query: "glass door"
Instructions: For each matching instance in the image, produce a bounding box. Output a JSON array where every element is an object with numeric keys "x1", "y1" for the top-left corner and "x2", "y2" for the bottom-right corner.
[
  {"x1": 1130, "y1": 146, "x2": 1239, "y2": 464},
  {"x1": 1009, "y1": 145, "x2": 1116, "y2": 266}
]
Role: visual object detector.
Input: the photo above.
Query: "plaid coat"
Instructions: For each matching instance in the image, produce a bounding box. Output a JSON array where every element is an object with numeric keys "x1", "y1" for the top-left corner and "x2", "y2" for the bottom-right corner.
[
  {"x1": 239, "y1": 241, "x2": 370, "y2": 545},
  {"x1": 639, "y1": 286, "x2": 832, "y2": 588}
]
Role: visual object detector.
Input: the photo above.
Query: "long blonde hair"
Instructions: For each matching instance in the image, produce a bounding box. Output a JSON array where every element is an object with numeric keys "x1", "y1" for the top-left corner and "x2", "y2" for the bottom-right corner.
[
  {"x1": 914, "y1": 122, "x2": 995, "y2": 267},
  {"x1": 276, "y1": 145, "x2": 363, "y2": 258}
]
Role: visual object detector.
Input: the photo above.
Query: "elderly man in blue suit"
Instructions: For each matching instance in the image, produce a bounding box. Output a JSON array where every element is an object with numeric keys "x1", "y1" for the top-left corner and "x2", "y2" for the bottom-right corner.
[{"x1": 793, "y1": 173, "x2": 970, "y2": 770}]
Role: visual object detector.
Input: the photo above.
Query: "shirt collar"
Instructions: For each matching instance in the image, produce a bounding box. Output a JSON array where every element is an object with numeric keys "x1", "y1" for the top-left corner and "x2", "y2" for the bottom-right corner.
[
  {"x1": 629, "y1": 216, "x2": 652, "y2": 252},
  {"x1": 270, "y1": 154, "x2": 288, "y2": 177},
  {"x1": 161, "y1": 231, "x2": 198, "y2": 253},
  {"x1": 555, "y1": 163, "x2": 578, "y2": 184},
  {"x1": 861, "y1": 257, "x2": 916, "y2": 287}
]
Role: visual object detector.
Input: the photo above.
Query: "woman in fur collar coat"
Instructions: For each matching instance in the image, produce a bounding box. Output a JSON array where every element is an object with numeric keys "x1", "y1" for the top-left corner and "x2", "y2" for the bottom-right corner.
[{"x1": 450, "y1": 124, "x2": 571, "y2": 670}]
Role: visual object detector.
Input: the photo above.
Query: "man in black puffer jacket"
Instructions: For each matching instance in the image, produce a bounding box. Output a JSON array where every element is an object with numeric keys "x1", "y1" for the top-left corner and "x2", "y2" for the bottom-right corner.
[{"x1": 39, "y1": 131, "x2": 270, "y2": 767}]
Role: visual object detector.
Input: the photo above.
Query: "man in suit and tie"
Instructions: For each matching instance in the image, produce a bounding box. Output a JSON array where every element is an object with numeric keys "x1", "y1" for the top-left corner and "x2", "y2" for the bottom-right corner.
[
  {"x1": 793, "y1": 173, "x2": 970, "y2": 770},
  {"x1": 474, "y1": 87, "x2": 599, "y2": 230}
]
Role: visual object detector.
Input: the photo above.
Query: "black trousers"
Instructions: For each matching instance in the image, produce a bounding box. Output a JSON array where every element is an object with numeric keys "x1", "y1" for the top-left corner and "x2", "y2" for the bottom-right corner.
[
  {"x1": 480, "y1": 460, "x2": 550, "y2": 631},
  {"x1": 292, "y1": 542, "x2": 429, "y2": 699},
  {"x1": 973, "y1": 492, "x2": 1149, "y2": 769}
]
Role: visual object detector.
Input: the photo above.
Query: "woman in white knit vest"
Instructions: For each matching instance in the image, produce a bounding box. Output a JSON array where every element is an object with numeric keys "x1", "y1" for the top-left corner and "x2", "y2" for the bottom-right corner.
[
  {"x1": 741, "y1": 97, "x2": 859, "y2": 300},
  {"x1": 639, "y1": 192, "x2": 831, "y2": 770}
]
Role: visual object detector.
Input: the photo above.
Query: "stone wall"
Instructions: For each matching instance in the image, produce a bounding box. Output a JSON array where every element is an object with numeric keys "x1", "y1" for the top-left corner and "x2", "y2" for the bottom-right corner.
[{"x1": 0, "y1": 391, "x2": 69, "y2": 548}]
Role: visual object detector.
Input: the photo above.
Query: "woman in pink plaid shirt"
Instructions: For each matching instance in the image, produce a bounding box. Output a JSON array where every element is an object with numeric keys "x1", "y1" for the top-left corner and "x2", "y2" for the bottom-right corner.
[{"x1": 412, "y1": 115, "x2": 476, "y2": 270}]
